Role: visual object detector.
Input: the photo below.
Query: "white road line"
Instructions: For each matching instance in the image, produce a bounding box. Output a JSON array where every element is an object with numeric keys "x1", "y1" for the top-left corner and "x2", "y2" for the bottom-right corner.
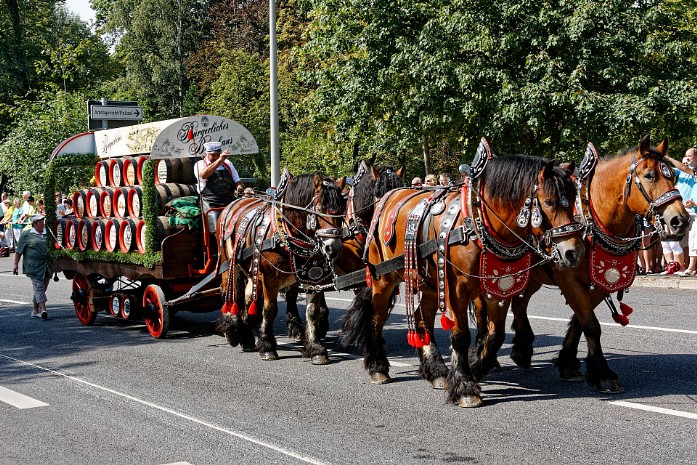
[
  {"x1": 160, "y1": 462, "x2": 194, "y2": 465},
  {"x1": 0, "y1": 299, "x2": 31, "y2": 305},
  {"x1": 610, "y1": 400, "x2": 697, "y2": 420},
  {"x1": 0, "y1": 386, "x2": 49, "y2": 409},
  {"x1": 324, "y1": 297, "x2": 697, "y2": 335},
  {"x1": 0, "y1": 354, "x2": 333, "y2": 465}
]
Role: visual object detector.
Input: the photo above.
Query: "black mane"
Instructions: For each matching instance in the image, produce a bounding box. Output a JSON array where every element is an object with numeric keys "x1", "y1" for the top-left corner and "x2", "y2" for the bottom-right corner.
[
  {"x1": 353, "y1": 165, "x2": 404, "y2": 223},
  {"x1": 481, "y1": 155, "x2": 575, "y2": 211},
  {"x1": 283, "y1": 173, "x2": 344, "y2": 228}
]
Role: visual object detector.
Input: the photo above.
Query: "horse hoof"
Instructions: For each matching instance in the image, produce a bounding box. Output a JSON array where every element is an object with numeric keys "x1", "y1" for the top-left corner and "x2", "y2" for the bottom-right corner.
[
  {"x1": 457, "y1": 395, "x2": 483, "y2": 408},
  {"x1": 311, "y1": 354, "x2": 330, "y2": 365},
  {"x1": 510, "y1": 351, "x2": 532, "y2": 369},
  {"x1": 370, "y1": 373, "x2": 391, "y2": 384},
  {"x1": 431, "y1": 377, "x2": 448, "y2": 390},
  {"x1": 224, "y1": 333, "x2": 239, "y2": 348},
  {"x1": 560, "y1": 368, "x2": 584, "y2": 382},
  {"x1": 260, "y1": 351, "x2": 279, "y2": 361},
  {"x1": 596, "y1": 379, "x2": 625, "y2": 394}
]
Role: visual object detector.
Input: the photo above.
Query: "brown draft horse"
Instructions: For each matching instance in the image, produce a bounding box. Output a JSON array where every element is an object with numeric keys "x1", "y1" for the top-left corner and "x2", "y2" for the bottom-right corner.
[
  {"x1": 282, "y1": 162, "x2": 405, "y2": 341},
  {"x1": 216, "y1": 171, "x2": 346, "y2": 364},
  {"x1": 474, "y1": 136, "x2": 690, "y2": 393},
  {"x1": 343, "y1": 147, "x2": 585, "y2": 408}
]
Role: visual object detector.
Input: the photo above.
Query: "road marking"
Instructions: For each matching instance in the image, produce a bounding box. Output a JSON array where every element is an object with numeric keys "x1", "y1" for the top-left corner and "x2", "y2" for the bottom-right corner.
[
  {"x1": 0, "y1": 354, "x2": 333, "y2": 465},
  {"x1": 0, "y1": 386, "x2": 49, "y2": 409},
  {"x1": 610, "y1": 400, "x2": 697, "y2": 420},
  {"x1": 0, "y1": 299, "x2": 31, "y2": 305},
  {"x1": 324, "y1": 297, "x2": 697, "y2": 335},
  {"x1": 161, "y1": 462, "x2": 194, "y2": 465}
]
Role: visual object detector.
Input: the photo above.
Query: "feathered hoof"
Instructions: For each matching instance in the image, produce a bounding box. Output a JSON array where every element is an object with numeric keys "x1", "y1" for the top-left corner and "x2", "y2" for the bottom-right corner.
[
  {"x1": 560, "y1": 367, "x2": 584, "y2": 382},
  {"x1": 224, "y1": 332, "x2": 239, "y2": 348},
  {"x1": 596, "y1": 378, "x2": 625, "y2": 394},
  {"x1": 260, "y1": 351, "x2": 279, "y2": 361},
  {"x1": 431, "y1": 377, "x2": 448, "y2": 390},
  {"x1": 287, "y1": 323, "x2": 305, "y2": 342},
  {"x1": 457, "y1": 395, "x2": 483, "y2": 408},
  {"x1": 370, "y1": 372, "x2": 391, "y2": 384},
  {"x1": 311, "y1": 354, "x2": 330, "y2": 365}
]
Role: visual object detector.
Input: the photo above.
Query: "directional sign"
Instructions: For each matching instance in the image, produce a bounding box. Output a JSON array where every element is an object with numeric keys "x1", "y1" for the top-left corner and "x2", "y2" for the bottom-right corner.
[{"x1": 90, "y1": 105, "x2": 143, "y2": 121}]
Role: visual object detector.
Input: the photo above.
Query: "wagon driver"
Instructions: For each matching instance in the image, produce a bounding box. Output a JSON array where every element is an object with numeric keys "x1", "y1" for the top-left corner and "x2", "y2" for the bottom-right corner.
[
  {"x1": 13, "y1": 214, "x2": 52, "y2": 319},
  {"x1": 195, "y1": 141, "x2": 245, "y2": 210}
]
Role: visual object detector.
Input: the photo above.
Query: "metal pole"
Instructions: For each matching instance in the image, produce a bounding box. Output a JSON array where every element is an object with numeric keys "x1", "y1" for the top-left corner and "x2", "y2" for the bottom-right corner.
[{"x1": 269, "y1": 0, "x2": 280, "y2": 187}]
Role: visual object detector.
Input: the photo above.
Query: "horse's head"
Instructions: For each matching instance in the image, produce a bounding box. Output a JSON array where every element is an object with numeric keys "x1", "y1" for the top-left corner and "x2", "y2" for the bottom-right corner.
[
  {"x1": 311, "y1": 173, "x2": 346, "y2": 259},
  {"x1": 531, "y1": 160, "x2": 585, "y2": 268},
  {"x1": 350, "y1": 161, "x2": 405, "y2": 226},
  {"x1": 620, "y1": 135, "x2": 690, "y2": 238},
  {"x1": 482, "y1": 155, "x2": 584, "y2": 268}
]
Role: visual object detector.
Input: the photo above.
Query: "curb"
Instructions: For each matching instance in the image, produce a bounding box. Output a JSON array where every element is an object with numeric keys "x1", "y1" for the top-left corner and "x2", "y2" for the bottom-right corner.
[{"x1": 633, "y1": 275, "x2": 697, "y2": 290}]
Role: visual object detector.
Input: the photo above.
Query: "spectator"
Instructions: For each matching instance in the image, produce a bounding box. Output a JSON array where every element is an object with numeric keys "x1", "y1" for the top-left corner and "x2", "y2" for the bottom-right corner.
[
  {"x1": 411, "y1": 177, "x2": 423, "y2": 187},
  {"x1": 11, "y1": 198, "x2": 23, "y2": 245},
  {"x1": 13, "y1": 214, "x2": 51, "y2": 319},
  {"x1": 21, "y1": 191, "x2": 30, "y2": 212},
  {"x1": 63, "y1": 198, "x2": 74, "y2": 216},
  {"x1": 0, "y1": 198, "x2": 12, "y2": 239},
  {"x1": 424, "y1": 174, "x2": 437, "y2": 186},
  {"x1": 19, "y1": 196, "x2": 36, "y2": 228},
  {"x1": 36, "y1": 199, "x2": 45, "y2": 215},
  {"x1": 438, "y1": 173, "x2": 450, "y2": 186},
  {"x1": 670, "y1": 149, "x2": 697, "y2": 276},
  {"x1": 55, "y1": 192, "x2": 66, "y2": 217}
]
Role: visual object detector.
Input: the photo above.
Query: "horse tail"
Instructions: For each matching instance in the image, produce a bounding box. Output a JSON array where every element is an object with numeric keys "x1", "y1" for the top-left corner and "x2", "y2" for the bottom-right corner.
[{"x1": 341, "y1": 286, "x2": 374, "y2": 351}]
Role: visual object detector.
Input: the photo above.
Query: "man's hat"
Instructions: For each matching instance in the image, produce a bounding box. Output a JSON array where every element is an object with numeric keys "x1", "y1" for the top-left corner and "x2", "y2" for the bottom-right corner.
[
  {"x1": 204, "y1": 141, "x2": 222, "y2": 153},
  {"x1": 30, "y1": 214, "x2": 45, "y2": 223}
]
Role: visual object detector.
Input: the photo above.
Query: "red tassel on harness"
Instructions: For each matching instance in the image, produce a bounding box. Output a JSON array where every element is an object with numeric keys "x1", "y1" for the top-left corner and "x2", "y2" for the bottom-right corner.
[
  {"x1": 612, "y1": 312, "x2": 630, "y2": 326},
  {"x1": 221, "y1": 301, "x2": 233, "y2": 314},
  {"x1": 230, "y1": 302, "x2": 239, "y2": 315},
  {"x1": 440, "y1": 314, "x2": 454, "y2": 330},
  {"x1": 407, "y1": 330, "x2": 415, "y2": 347},
  {"x1": 619, "y1": 302, "x2": 633, "y2": 316},
  {"x1": 365, "y1": 267, "x2": 372, "y2": 288},
  {"x1": 413, "y1": 333, "x2": 424, "y2": 349},
  {"x1": 248, "y1": 301, "x2": 258, "y2": 317},
  {"x1": 422, "y1": 332, "x2": 431, "y2": 346}
]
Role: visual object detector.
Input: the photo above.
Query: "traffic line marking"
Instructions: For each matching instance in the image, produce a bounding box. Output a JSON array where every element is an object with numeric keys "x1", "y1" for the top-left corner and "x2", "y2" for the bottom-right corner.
[
  {"x1": 0, "y1": 299, "x2": 31, "y2": 305},
  {"x1": 0, "y1": 386, "x2": 49, "y2": 409},
  {"x1": 160, "y1": 462, "x2": 194, "y2": 465},
  {"x1": 323, "y1": 297, "x2": 697, "y2": 335},
  {"x1": 610, "y1": 400, "x2": 697, "y2": 420},
  {"x1": 0, "y1": 354, "x2": 333, "y2": 465}
]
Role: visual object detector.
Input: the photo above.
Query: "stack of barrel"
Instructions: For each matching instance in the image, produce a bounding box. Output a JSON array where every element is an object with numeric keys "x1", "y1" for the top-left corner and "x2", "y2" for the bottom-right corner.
[{"x1": 54, "y1": 155, "x2": 198, "y2": 254}]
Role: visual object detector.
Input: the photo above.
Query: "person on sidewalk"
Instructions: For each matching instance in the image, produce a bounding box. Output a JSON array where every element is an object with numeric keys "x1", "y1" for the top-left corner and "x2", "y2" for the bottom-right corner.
[
  {"x1": 670, "y1": 149, "x2": 697, "y2": 276},
  {"x1": 13, "y1": 214, "x2": 52, "y2": 319},
  {"x1": 662, "y1": 151, "x2": 697, "y2": 275}
]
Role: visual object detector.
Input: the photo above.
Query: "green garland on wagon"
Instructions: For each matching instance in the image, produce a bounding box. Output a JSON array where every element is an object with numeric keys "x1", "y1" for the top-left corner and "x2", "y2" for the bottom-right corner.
[
  {"x1": 50, "y1": 247, "x2": 162, "y2": 268},
  {"x1": 140, "y1": 158, "x2": 161, "y2": 253}
]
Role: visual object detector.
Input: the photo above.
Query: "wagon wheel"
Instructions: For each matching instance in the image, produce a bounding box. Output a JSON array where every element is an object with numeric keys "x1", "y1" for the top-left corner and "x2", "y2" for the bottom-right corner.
[
  {"x1": 142, "y1": 284, "x2": 169, "y2": 339},
  {"x1": 72, "y1": 273, "x2": 97, "y2": 325}
]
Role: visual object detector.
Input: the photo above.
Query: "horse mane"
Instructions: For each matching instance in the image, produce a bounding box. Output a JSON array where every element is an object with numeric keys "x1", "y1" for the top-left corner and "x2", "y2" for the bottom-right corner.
[
  {"x1": 481, "y1": 155, "x2": 575, "y2": 210},
  {"x1": 283, "y1": 173, "x2": 344, "y2": 226},
  {"x1": 353, "y1": 165, "x2": 404, "y2": 223}
]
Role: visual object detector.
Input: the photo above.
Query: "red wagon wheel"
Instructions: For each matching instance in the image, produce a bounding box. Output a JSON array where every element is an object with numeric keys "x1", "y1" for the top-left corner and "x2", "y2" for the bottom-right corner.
[
  {"x1": 142, "y1": 284, "x2": 169, "y2": 339},
  {"x1": 72, "y1": 273, "x2": 97, "y2": 325}
]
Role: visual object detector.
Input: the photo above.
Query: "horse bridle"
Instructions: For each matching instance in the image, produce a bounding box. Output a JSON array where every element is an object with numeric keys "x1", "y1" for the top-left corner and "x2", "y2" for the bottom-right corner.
[
  {"x1": 305, "y1": 180, "x2": 344, "y2": 241},
  {"x1": 624, "y1": 154, "x2": 682, "y2": 238}
]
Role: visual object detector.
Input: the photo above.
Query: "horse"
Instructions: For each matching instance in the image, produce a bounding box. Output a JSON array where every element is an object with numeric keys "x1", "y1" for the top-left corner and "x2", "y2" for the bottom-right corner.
[
  {"x1": 473, "y1": 135, "x2": 690, "y2": 393},
  {"x1": 216, "y1": 170, "x2": 346, "y2": 364},
  {"x1": 282, "y1": 162, "x2": 405, "y2": 341},
  {"x1": 342, "y1": 139, "x2": 585, "y2": 407}
]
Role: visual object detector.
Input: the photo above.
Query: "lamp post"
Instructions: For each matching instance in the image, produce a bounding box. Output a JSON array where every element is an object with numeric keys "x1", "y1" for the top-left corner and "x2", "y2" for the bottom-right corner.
[{"x1": 269, "y1": 0, "x2": 280, "y2": 187}]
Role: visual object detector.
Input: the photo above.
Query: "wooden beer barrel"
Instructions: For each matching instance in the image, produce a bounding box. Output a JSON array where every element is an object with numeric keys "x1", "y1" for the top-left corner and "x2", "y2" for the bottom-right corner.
[
  {"x1": 53, "y1": 219, "x2": 67, "y2": 249},
  {"x1": 112, "y1": 188, "x2": 130, "y2": 219},
  {"x1": 109, "y1": 158, "x2": 125, "y2": 187},
  {"x1": 119, "y1": 218, "x2": 137, "y2": 253},
  {"x1": 103, "y1": 218, "x2": 120, "y2": 252},
  {"x1": 135, "y1": 155, "x2": 149, "y2": 184},
  {"x1": 90, "y1": 218, "x2": 106, "y2": 252},
  {"x1": 64, "y1": 217, "x2": 79, "y2": 250},
  {"x1": 134, "y1": 216, "x2": 177, "y2": 253},
  {"x1": 127, "y1": 186, "x2": 143, "y2": 218},
  {"x1": 72, "y1": 190, "x2": 87, "y2": 218},
  {"x1": 77, "y1": 218, "x2": 101, "y2": 251},
  {"x1": 120, "y1": 294, "x2": 137, "y2": 319},
  {"x1": 109, "y1": 293, "x2": 122, "y2": 317},
  {"x1": 122, "y1": 157, "x2": 138, "y2": 186},
  {"x1": 95, "y1": 160, "x2": 110, "y2": 187},
  {"x1": 155, "y1": 158, "x2": 196, "y2": 184},
  {"x1": 99, "y1": 189, "x2": 114, "y2": 217},
  {"x1": 154, "y1": 183, "x2": 196, "y2": 214},
  {"x1": 85, "y1": 187, "x2": 109, "y2": 218}
]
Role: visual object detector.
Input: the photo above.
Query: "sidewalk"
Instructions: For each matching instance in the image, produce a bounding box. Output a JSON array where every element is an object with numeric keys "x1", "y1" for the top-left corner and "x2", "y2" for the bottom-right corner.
[{"x1": 633, "y1": 273, "x2": 697, "y2": 290}]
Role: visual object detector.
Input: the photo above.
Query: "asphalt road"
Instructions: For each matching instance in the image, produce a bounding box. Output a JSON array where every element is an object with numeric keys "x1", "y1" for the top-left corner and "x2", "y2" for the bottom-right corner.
[{"x1": 1, "y1": 255, "x2": 695, "y2": 465}]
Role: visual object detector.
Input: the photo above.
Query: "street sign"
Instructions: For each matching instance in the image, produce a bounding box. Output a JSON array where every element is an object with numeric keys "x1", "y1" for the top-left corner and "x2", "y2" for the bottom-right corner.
[{"x1": 90, "y1": 105, "x2": 143, "y2": 121}]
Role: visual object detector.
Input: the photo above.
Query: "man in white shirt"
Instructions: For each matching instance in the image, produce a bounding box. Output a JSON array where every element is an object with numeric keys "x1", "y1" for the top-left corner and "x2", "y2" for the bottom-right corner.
[{"x1": 194, "y1": 141, "x2": 245, "y2": 209}]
